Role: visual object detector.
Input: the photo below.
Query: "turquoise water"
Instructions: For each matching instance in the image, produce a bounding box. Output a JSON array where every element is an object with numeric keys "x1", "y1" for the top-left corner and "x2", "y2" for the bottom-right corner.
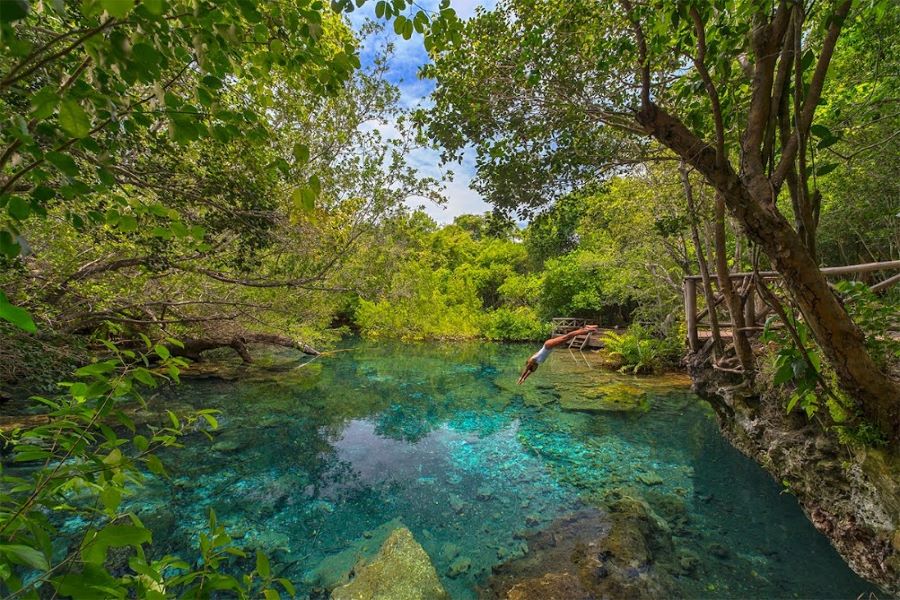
[{"x1": 126, "y1": 341, "x2": 877, "y2": 598}]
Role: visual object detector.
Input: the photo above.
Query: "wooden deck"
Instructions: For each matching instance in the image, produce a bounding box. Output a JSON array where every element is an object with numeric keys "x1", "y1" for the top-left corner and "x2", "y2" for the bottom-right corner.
[
  {"x1": 549, "y1": 319, "x2": 622, "y2": 350},
  {"x1": 683, "y1": 260, "x2": 900, "y2": 357}
]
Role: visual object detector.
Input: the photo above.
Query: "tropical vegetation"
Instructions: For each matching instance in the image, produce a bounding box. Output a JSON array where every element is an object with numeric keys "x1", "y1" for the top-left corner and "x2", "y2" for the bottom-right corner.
[{"x1": 0, "y1": 0, "x2": 897, "y2": 597}]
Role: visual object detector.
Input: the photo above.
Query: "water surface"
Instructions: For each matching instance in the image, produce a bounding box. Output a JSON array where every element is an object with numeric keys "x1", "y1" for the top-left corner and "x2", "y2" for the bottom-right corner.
[{"x1": 128, "y1": 341, "x2": 877, "y2": 598}]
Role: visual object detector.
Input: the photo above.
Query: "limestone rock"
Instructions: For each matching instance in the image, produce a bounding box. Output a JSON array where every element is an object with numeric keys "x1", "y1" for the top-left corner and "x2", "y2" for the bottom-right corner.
[
  {"x1": 505, "y1": 572, "x2": 594, "y2": 600},
  {"x1": 304, "y1": 519, "x2": 402, "y2": 590},
  {"x1": 485, "y1": 506, "x2": 677, "y2": 600},
  {"x1": 559, "y1": 382, "x2": 650, "y2": 413},
  {"x1": 637, "y1": 472, "x2": 664, "y2": 486},
  {"x1": 331, "y1": 527, "x2": 448, "y2": 600},
  {"x1": 691, "y1": 365, "x2": 900, "y2": 595},
  {"x1": 447, "y1": 556, "x2": 472, "y2": 578}
]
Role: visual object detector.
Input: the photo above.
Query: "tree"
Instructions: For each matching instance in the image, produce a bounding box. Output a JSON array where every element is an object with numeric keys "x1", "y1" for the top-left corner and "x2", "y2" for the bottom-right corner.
[{"x1": 421, "y1": 0, "x2": 900, "y2": 438}]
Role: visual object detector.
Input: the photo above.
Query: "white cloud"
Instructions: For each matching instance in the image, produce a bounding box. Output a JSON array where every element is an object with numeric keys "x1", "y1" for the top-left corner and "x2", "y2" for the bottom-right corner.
[{"x1": 348, "y1": 0, "x2": 497, "y2": 223}]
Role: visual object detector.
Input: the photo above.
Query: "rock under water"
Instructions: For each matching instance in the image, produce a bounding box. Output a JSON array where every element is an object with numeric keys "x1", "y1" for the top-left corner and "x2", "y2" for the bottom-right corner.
[
  {"x1": 331, "y1": 526, "x2": 448, "y2": 600},
  {"x1": 483, "y1": 501, "x2": 677, "y2": 600}
]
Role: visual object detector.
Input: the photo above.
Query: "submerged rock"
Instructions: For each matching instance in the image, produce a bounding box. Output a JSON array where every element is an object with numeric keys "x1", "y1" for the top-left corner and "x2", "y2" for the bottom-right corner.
[
  {"x1": 483, "y1": 504, "x2": 677, "y2": 599},
  {"x1": 476, "y1": 485, "x2": 495, "y2": 500},
  {"x1": 505, "y1": 572, "x2": 593, "y2": 600},
  {"x1": 447, "y1": 556, "x2": 472, "y2": 578},
  {"x1": 637, "y1": 472, "x2": 664, "y2": 486},
  {"x1": 211, "y1": 438, "x2": 243, "y2": 453},
  {"x1": 304, "y1": 519, "x2": 403, "y2": 590},
  {"x1": 448, "y1": 494, "x2": 467, "y2": 514},
  {"x1": 331, "y1": 527, "x2": 448, "y2": 600},
  {"x1": 440, "y1": 542, "x2": 460, "y2": 562},
  {"x1": 559, "y1": 382, "x2": 650, "y2": 413}
]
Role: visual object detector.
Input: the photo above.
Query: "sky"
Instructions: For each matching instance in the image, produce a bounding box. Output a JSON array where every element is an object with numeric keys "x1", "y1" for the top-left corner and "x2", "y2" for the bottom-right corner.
[{"x1": 346, "y1": 0, "x2": 497, "y2": 223}]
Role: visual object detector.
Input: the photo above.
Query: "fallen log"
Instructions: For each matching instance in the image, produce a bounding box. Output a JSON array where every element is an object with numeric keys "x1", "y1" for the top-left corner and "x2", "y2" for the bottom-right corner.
[{"x1": 169, "y1": 333, "x2": 319, "y2": 364}]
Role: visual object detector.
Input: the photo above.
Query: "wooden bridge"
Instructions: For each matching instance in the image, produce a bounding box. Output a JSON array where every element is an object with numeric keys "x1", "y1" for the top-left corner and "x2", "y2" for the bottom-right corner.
[{"x1": 683, "y1": 260, "x2": 900, "y2": 357}]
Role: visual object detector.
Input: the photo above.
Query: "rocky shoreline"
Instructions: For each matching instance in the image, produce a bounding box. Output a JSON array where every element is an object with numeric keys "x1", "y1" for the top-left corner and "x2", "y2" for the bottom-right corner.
[{"x1": 690, "y1": 364, "x2": 900, "y2": 597}]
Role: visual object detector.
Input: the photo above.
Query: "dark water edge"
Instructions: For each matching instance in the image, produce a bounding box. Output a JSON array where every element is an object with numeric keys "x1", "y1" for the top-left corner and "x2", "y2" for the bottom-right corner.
[{"x1": 86, "y1": 340, "x2": 878, "y2": 598}]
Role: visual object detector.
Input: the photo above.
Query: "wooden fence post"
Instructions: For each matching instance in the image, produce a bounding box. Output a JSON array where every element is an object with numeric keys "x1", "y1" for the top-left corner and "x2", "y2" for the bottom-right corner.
[
  {"x1": 744, "y1": 284, "x2": 757, "y2": 330},
  {"x1": 684, "y1": 278, "x2": 699, "y2": 352}
]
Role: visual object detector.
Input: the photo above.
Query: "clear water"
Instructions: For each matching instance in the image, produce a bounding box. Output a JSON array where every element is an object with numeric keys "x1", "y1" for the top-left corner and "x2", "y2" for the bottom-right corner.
[{"x1": 125, "y1": 341, "x2": 877, "y2": 598}]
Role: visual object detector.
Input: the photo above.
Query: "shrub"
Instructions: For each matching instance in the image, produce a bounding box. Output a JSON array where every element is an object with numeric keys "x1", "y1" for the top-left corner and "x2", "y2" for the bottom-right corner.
[
  {"x1": 601, "y1": 325, "x2": 683, "y2": 374},
  {"x1": 480, "y1": 307, "x2": 549, "y2": 341}
]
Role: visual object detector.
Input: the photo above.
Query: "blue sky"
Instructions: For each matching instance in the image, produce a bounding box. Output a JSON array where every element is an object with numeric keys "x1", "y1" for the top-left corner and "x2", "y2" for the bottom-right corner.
[{"x1": 347, "y1": 0, "x2": 496, "y2": 223}]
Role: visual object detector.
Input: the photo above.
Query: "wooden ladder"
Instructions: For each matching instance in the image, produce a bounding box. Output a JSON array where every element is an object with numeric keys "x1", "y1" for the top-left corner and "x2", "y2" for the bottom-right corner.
[{"x1": 568, "y1": 333, "x2": 593, "y2": 350}]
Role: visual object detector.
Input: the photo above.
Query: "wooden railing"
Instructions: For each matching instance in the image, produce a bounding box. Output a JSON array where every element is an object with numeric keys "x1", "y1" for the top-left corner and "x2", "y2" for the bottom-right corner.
[
  {"x1": 683, "y1": 260, "x2": 900, "y2": 353},
  {"x1": 550, "y1": 317, "x2": 590, "y2": 336}
]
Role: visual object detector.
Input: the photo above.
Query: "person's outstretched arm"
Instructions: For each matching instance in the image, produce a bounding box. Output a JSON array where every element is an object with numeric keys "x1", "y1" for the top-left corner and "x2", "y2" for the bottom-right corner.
[{"x1": 543, "y1": 325, "x2": 598, "y2": 349}]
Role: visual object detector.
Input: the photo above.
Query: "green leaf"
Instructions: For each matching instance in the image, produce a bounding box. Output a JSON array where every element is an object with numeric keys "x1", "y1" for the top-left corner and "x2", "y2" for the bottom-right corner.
[
  {"x1": 394, "y1": 14, "x2": 406, "y2": 35},
  {"x1": 263, "y1": 590, "x2": 280, "y2": 600},
  {"x1": 292, "y1": 187, "x2": 315, "y2": 213},
  {"x1": 45, "y1": 151, "x2": 79, "y2": 177},
  {"x1": 293, "y1": 143, "x2": 310, "y2": 164},
  {"x1": 7, "y1": 196, "x2": 31, "y2": 220},
  {"x1": 815, "y1": 162, "x2": 839, "y2": 177},
  {"x1": 256, "y1": 549, "x2": 271, "y2": 579},
  {"x1": 308, "y1": 174, "x2": 321, "y2": 195},
  {"x1": 0, "y1": 292, "x2": 36, "y2": 333},
  {"x1": 143, "y1": 0, "x2": 165, "y2": 15},
  {"x1": 30, "y1": 86, "x2": 59, "y2": 120},
  {"x1": 133, "y1": 434, "x2": 149, "y2": 452},
  {"x1": 101, "y1": 0, "x2": 135, "y2": 18},
  {"x1": 277, "y1": 578, "x2": 297, "y2": 598},
  {"x1": 809, "y1": 124, "x2": 832, "y2": 139},
  {"x1": 100, "y1": 486, "x2": 122, "y2": 513},
  {"x1": 0, "y1": 230, "x2": 20, "y2": 258},
  {"x1": 146, "y1": 454, "x2": 167, "y2": 476},
  {"x1": 82, "y1": 524, "x2": 151, "y2": 565},
  {"x1": 0, "y1": 544, "x2": 49, "y2": 571},
  {"x1": 154, "y1": 344, "x2": 170, "y2": 360},
  {"x1": 200, "y1": 413, "x2": 218, "y2": 429},
  {"x1": 0, "y1": 0, "x2": 29, "y2": 22},
  {"x1": 773, "y1": 361, "x2": 793, "y2": 386},
  {"x1": 58, "y1": 99, "x2": 91, "y2": 138},
  {"x1": 117, "y1": 214, "x2": 138, "y2": 232}
]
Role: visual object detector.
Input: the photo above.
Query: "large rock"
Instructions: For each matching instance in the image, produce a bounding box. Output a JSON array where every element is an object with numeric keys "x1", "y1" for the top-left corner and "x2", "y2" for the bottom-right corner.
[
  {"x1": 304, "y1": 519, "x2": 403, "y2": 590},
  {"x1": 331, "y1": 527, "x2": 449, "y2": 600}
]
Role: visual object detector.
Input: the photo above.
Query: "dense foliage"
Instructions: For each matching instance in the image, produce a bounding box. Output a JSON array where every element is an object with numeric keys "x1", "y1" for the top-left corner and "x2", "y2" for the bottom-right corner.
[{"x1": 421, "y1": 0, "x2": 899, "y2": 436}]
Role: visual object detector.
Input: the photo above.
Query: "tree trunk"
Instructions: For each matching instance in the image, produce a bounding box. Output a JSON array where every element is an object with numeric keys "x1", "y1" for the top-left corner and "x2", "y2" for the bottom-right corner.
[
  {"x1": 713, "y1": 193, "x2": 755, "y2": 375},
  {"x1": 637, "y1": 104, "x2": 900, "y2": 440},
  {"x1": 681, "y1": 163, "x2": 722, "y2": 357},
  {"x1": 170, "y1": 333, "x2": 319, "y2": 363}
]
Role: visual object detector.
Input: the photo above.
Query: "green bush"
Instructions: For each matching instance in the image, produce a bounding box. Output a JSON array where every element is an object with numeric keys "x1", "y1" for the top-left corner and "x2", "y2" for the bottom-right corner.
[
  {"x1": 601, "y1": 325, "x2": 683, "y2": 374},
  {"x1": 480, "y1": 307, "x2": 549, "y2": 341}
]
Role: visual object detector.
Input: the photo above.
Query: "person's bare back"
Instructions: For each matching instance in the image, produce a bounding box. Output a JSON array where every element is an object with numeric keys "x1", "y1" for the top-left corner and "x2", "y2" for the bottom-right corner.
[{"x1": 517, "y1": 325, "x2": 598, "y2": 384}]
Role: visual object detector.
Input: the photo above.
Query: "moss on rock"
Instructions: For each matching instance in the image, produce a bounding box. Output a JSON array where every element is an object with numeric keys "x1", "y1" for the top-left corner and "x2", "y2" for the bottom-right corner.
[{"x1": 331, "y1": 527, "x2": 449, "y2": 600}]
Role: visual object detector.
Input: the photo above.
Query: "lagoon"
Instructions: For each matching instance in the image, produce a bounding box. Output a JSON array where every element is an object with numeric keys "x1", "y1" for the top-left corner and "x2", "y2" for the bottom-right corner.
[{"x1": 127, "y1": 341, "x2": 876, "y2": 598}]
